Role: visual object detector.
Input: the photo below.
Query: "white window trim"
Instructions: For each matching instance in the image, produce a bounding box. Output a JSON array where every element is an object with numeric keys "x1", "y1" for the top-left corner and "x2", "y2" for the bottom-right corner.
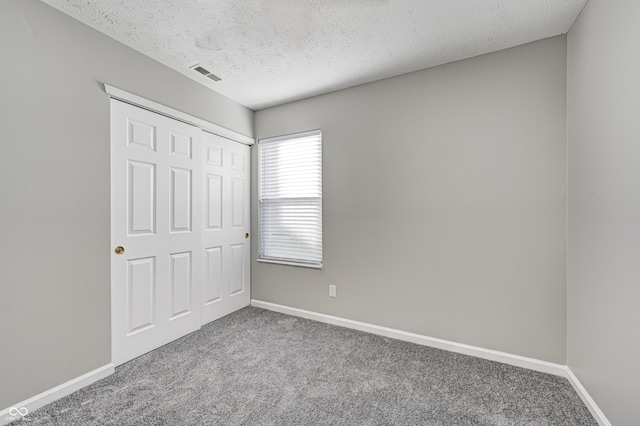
[{"x1": 258, "y1": 129, "x2": 323, "y2": 269}]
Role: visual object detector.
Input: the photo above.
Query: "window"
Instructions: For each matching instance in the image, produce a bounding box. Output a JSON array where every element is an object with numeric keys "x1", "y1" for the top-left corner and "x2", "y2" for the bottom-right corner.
[{"x1": 258, "y1": 130, "x2": 322, "y2": 268}]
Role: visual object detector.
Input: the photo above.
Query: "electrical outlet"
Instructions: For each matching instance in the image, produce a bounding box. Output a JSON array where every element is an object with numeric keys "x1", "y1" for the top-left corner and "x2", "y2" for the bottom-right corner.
[{"x1": 329, "y1": 284, "x2": 337, "y2": 298}]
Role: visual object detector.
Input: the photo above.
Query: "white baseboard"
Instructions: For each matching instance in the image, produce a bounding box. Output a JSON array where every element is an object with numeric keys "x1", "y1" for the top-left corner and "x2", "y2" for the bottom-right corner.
[
  {"x1": 251, "y1": 299, "x2": 567, "y2": 376},
  {"x1": 0, "y1": 363, "x2": 114, "y2": 426},
  {"x1": 251, "y1": 299, "x2": 611, "y2": 426},
  {"x1": 564, "y1": 368, "x2": 612, "y2": 426}
]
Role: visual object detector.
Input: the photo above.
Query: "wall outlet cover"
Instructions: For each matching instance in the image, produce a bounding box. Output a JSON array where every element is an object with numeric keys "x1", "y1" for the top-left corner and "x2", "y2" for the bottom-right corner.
[{"x1": 329, "y1": 285, "x2": 337, "y2": 297}]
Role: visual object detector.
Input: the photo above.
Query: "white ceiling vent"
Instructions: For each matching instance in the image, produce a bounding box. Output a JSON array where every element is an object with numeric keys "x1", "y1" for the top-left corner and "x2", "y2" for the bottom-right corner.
[{"x1": 190, "y1": 64, "x2": 221, "y2": 82}]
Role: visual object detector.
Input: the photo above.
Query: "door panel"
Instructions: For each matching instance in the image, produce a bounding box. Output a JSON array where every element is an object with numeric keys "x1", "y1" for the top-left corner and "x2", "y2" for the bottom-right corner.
[
  {"x1": 127, "y1": 119, "x2": 156, "y2": 151},
  {"x1": 128, "y1": 161, "x2": 155, "y2": 235},
  {"x1": 231, "y1": 178, "x2": 245, "y2": 228},
  {"x1": 127, "y1": 256, "x2": 156, "y2": 334},
  {"x1": 170, "y1": 132, "x2": 192, "y2": 158},
  {"x1": 170, "y1": 167, "x2": 192, "y2": 232},
  {"x1": 111, "y1": 99, "x2": 202, "y2": 366},
  {"x1": 169, "y1": 251, "x2": 192, "y2": 319},
  {"x1": 204, "y1": 246, "x2": 223, "y2": 304},
  {"x1": 201, "y1": 132, "x2": 251, "y2": 324},
  {"x1": 206, "y1": 174, "x2": 223, "y2": 229},
  {"x1": 230, "y1": 243, "x2": 245, "y2": 295}
]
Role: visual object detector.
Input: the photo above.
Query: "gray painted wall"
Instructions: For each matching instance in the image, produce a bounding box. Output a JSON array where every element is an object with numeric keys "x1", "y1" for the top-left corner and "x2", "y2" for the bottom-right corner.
[
  {"x1": 0, "y1": 0, "x2": 252, "y2": 409},
  {"x1": 253, "y1": 37, "x2": 568, "y2": 364},
  {"x1": 567, "y1": 0, "x2": 640, "y2": 424},
  {"x1": 11, "y1": 0, "x2": 634, "y2": 420}
]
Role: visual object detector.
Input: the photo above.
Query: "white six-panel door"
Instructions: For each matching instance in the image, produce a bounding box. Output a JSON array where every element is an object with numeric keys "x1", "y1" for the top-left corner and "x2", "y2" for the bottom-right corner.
[
  {"x1": 111, "y1": 99, "x2": 250, "y2": 366},
  {"x1": 201, "y1": 132, "x2": 251, "y2": 324}
]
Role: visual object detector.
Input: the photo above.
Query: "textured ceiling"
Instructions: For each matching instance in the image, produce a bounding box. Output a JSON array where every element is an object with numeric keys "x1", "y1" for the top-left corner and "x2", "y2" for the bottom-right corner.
[{"x1": 41, "y1": 0, "x2": 587, "y2": 110}]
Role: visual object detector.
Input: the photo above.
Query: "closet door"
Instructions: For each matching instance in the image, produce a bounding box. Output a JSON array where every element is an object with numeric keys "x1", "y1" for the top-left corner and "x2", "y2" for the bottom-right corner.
[
  {"x1": 201, "y1": 132, "x2": 251, "y2": 324},
  {"x1": 111, "y1": 99, "x2": 202, "y2": 366}
]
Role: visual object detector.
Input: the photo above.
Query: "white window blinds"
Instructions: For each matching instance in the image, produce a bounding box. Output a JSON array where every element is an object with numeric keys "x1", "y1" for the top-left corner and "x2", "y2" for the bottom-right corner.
[{"x1": 258, "y1": 130, "x2": 322, "y2": 268}]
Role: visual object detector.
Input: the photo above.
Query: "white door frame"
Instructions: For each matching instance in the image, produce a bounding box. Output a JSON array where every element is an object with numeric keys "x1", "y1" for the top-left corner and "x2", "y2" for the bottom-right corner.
[{"x1": 104, "y1": 85, "x2": 254, "y2": 147}]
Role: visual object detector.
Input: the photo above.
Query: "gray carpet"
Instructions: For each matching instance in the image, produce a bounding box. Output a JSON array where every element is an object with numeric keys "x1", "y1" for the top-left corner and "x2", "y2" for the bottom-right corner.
[{"x1": 13, "y1": 307, "x2": 596, "y2": 425}]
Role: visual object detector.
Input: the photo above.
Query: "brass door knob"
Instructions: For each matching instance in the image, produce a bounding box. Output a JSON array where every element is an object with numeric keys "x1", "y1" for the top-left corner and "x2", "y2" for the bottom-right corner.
[
  {"x1": 245, "y1": 233, "x2": 249, "y2": 239},
  {"x1": 114, "y1": 246, "x2": 125, "y2": 255}
]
